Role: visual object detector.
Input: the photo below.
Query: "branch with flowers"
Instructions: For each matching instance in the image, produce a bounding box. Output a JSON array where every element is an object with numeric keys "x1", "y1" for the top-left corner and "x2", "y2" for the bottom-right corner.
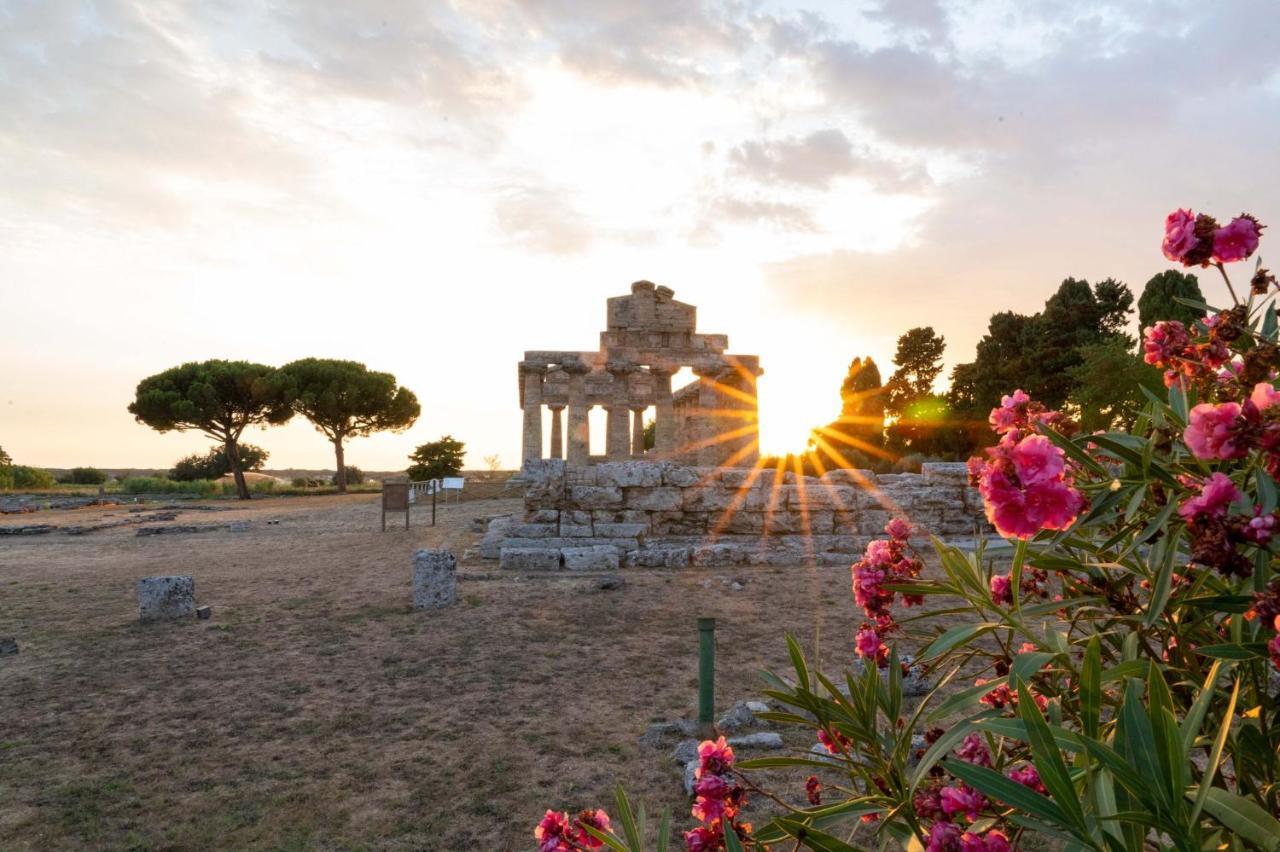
[{"x1": 534, "y1": 209, "x2": 1280, "y2": 851}]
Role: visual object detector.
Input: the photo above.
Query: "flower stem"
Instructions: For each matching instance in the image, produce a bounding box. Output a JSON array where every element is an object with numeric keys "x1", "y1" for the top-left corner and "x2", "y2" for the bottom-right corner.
[{"x1": 1216, "y1": 262, "x2": 1241, "y2": 306}]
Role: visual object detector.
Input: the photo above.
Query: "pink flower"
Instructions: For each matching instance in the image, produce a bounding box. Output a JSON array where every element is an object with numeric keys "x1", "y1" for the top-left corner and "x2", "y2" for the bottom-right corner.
[
  {"x1": 976, "y1": 830, "x2": 1012, "y2": 852},
  {"x1": 990, "y1": 574, "x2": 1012, "y2": 604},
  {"x1": 1243, "y1": 507, "x2": 1279, "y2": 544},
  {"x1": 1213, "y1": 215, "x2": 1263, "y2": 263},
  {"x1": 864, "y1": 538, "x2": 895, "y2": 566},
  {"x1": 691, "y1": 776, "x2": 730, "y2": 823},
  {"x1": 684, "y1": 826, "x2": 718, "y2": 852},
  {"x1": 1252, "y1": 382, "x2": 1280, "y2": 411},
  {"x1": 886, "y1": 517, "x2": 914, "y2": 541},
  {"x1": 956, "y1": 733, "x2": 992, "y2": 767},
  {"x1": 1178, "y1": 472, "x2": 1241, "y2": 522},
  {"x1": 1184, "y1": 402, "x2": 1248, "y2": 460},
  {"x1": 989, "y1": 389, "x2": 1031, "y2": 434},
  {"x1": 817, "y1": 727, "x2": 851, "y2": 754},
  {"x1": 856, "y1": 625, "x2": 883, "y2": 659},
  {"x1": 940, "y1": 784, "x2": 985, "y2": 820},
  {"x1": 926, "y1": 821, "x2": 963, "y2": 852},
  {"x1": 574, "y1": 809, "x2": 612, "y2": 848},
  {"x1": 696, "y1": 737, "x2": 734, "y2": 779},
  {"x1": 1008, "y1": 763, "x2": 1048, "y2": 794},
  {"x1": 1269, "y1": 633, "x2": 1280, "y2": 671},
  {"x1": 1163, "y1": 208, "x2": 1200, "y2": 262},
  {"x1": 1011, "y1": 434, "x2": 1065, "y2": 485},
  {"x1": 1143, "y1": 320, "x2": 1190, "y2": 367},
  {"x1": 805, "y1": 775, "x2": 822, "y2": 806},
  {"x1": 536, "y1": 810, "x2": 574, "y2": 852}
]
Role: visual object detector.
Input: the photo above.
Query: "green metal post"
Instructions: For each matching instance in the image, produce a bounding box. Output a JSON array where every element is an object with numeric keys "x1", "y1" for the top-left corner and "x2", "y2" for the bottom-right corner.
[{"x1": 698, "y1": 617, "x2": 716, "y2": 725}]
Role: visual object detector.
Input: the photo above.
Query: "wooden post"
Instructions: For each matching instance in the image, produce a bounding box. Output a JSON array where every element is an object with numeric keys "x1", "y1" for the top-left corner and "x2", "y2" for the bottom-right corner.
[{"x1": 431, "y1": 479, "x2": 437, "y2": 526}]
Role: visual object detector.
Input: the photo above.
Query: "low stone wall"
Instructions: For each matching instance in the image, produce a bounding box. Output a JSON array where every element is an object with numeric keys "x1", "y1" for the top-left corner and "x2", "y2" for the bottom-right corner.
[{"x1": 489, "y1": 459, "x2": 992, "y2": 569}]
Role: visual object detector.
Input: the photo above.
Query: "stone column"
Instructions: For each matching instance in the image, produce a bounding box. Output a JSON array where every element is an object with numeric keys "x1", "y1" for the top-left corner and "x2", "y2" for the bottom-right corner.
[
  {"x1": 548, "y1": 405, "x2": 565, "y2": 460},
  {"x1": 694, "y1": 364, "x2": 723, "y2": 467},
  {"x1": 520, "y1": 363, "x2": 546, "y2": 466},
  {"x1": 605, "y1": 362, "x2": 633, "y2": 461},
  {"x1": 631, "y1": 408, "x2": 646, "y2": 457},
  {"x1": 650, "y1": 365, "x2": 676, "y2": 458},
  {"x1": 564, "y1": 362, "x2": 591, "y2": 467}
]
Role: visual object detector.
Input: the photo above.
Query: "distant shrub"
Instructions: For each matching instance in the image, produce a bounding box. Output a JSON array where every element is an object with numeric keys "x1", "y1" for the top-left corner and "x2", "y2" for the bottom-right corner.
[
  {"x1": 250, "y1": 478, "x2": 276, "y2": 494},
  {"x1": 333, "y1": 466, "x2": 363, "y2": 486},
  {"x1": 0, "y1": 468, "x2": 12, "y2": 490},
  {"x1": 121, "y1": 477, "x2": 219, "y2": 496},
  {"x1": 170, "y1": 444, "x2": 269, "y2": 482},
  {"x1": 893, "y1": 453, "x2": 925, "y2": 473},
  {"x1": 10, "y1": 466, "x2": 57, "y2": 489},
  {"x1": 66, "y1": 467, "x2": 108, "y2": 485}
]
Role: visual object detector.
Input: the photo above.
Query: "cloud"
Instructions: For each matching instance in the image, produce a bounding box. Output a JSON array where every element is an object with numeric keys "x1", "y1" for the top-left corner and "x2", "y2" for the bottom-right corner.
[
  {"x1": 710, "y1": 196, "x2": 817, "y2": 232},
  {"x1": 729, "y1": 128, "x2": 929, "y2": 192},
  {"x1": 508, "y1": 0, "x2": 750, "y2": 87},
  {"x1": 493, "y1": 185, "x2": 594, "y2": 254}
]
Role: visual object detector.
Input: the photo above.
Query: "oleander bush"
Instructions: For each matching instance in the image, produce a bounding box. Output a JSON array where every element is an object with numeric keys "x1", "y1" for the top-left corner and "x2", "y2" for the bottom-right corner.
[{"x1": 532, "y1": 213, "x2": 1280, "y2": 851}]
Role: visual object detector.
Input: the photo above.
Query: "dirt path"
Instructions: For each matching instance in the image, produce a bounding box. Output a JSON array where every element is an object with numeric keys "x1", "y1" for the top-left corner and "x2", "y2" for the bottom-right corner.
[{"x1": 0, "y1": 494, "x2": 954, "y2": 850}]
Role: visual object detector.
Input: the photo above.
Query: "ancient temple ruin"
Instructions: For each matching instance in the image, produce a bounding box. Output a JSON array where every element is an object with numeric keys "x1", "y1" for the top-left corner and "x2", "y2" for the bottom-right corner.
[{"x1": 518, "y1": 281, "x2": 762, "y2": 468}]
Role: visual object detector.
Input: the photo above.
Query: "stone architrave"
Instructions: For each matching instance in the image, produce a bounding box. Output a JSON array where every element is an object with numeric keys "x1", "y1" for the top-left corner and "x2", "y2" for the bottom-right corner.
[
  {"x1": 138, "y1": 575, "x2": 196, "y2": 622},
  {"x1": 412, "y1": 549, "x2": 457, "y2": 609}
]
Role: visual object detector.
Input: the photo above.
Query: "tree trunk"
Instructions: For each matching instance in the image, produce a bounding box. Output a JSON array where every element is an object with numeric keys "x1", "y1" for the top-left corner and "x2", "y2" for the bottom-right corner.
[
  {"x1": 225, "y1": 439, "x2": 250, "y2": 500},
  {"x1": 334, "y1": 436, "x2": 346, "y2": 493}
]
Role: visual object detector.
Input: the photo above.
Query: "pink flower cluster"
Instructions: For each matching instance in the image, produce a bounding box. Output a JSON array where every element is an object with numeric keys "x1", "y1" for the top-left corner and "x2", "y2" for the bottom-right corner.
[
  {"x1": 683, "y1": 738, "x2": 748, "y2": 851},
  {"x1": 969, "y1": 392, "x2": 1083, "y2": 539},
  {"x1": 989, "y1": 568, "x2": 1050, "y2": 605},
  {"x1": 1178, "y1": 472, "x2": 1241, "y2": 521},
  {"x1": 1163, "y1": 208, "x2": 1263, "y2": 267},
  {"x1": 925, "y1": 823, "x2": 1012, "y2": 852},
  {"x1": 851, "y1": 519, "x2": 924, "y2": 668},
  {"x1": 535, "y1": 808, "x2": 612, "y2": 851}
]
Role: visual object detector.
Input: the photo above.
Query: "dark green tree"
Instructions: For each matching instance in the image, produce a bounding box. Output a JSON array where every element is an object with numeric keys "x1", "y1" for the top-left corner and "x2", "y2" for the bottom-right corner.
[
  {"x1": 1138, "y1": 269, "x2": 1207, "y2": 331},
  {"x1": 885, "y1": 328, "x2": 946, "y2": 416},
  {"x1": 812, "y1": 356, "x2": 885, "y2": 466},
  {"x1": 0, "y1": 446, "x2": 11, "y2": 467},
  {"x1": 407, "y1": 435, "x2": 466, "y2": 482},
  {"x1": 949, "y1": 278, "x2": 1135, "y2": 421},
  {"x1": 1068, "y1": 338, "x2": 1165, "y2": 432},
  {"x1": 277, "y1": 359, "x2": 420, "y2": 492},
  {"x1": 643, "y1": 419, "x2": 656, "y2": 451},
  {"x1": 128, "y1": 360, "x2": 293, "y2": 500},
  {"x1": 170, "y1": 444, "x2": 269, "y2": 481},
  {"x1": 65, "y1": 467, "x2": 108, "y2": 485},
  {"x1": 332, "y1": 466, "x2": 363, "y2": 486}
]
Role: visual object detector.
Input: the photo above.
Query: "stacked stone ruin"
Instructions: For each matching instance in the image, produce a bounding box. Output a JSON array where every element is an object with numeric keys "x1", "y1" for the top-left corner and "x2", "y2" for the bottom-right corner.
[
  {"x1": 489, "y1": 459, "x2": 990, "y2": 569},
  {"x1": 497, "y1": 282, "x2": 992, "y2": 570}
]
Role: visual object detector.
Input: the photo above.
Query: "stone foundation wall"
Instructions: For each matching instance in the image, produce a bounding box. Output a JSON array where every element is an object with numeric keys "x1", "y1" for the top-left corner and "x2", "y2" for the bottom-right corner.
[{"x1": 489, "y1": 459, "x2": 993, "y2": 570}]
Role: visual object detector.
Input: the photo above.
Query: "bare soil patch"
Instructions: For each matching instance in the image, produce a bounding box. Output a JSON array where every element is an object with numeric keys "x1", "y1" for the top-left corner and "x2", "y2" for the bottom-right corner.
[{"x1": 0, "y1": 494, "x2": 961, "y2": 850}]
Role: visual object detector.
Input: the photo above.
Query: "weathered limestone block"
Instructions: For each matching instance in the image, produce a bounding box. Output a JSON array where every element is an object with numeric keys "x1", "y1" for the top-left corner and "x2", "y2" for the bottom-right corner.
[
  {"x1": 591, "y1": 509, "x2": 650, "y2": 525},
  {"x1": 478, "y1": 516, "x2": 516, "y2": 559},
  {"x1": 822, "y1": 469, "x2": 878, "y2": 486},
  {"x1": 663, "y1": 465, "x2": 704, "y2": 488},
  {"x1": 522, "y1": 459, "x2": 566, "y2": 507},
  {"x1": 690, "y1": 543, "x2": 749, "y2": 566},
  {"x1": 593, "y1": 522, "x2": 647, "y2": 540},
  {"x1": 562, "y1": 545, "x2": 620, "y2": 571},
  {"x1": 718, "y1": 469, "x2": 760, "y2": 488},
  {"x1": 724, "y1": 512, "x2": 765, "y2": 534},
  {"x1": 566, "y1": 485, "x2": 624, "y2": 507},
  {"x1": 560, "y1": 523, "x2": 595, "y2": 538},
  {"x1": 510, "y1": 523, "x2": 559, "y2": 539},
  {"x1": 564, "y1": 510, "x2": 594, "y2": 526},
  {"x1": 804, "y1": 510, "x2": 835, "y2": 535},
  {"x1": 499, "y1": 547, "x2": 561, "y2": 571},
  {"x1": 856, "y1": 510, "x2": 892, "y2": 535},
  {"x1": 564, "y1": 466, "x2": 599, "y2": 485},
  {"x1": 623, "y1": 487, "x2": 683, "y2": 511},
  {"x1": 651, "y1": 511, "x2": 708, "y2": 536},
  {"x1": 412, "y1": 549, "x2": 457, "y2": 609},
  {"x1": 683, "y1": 486, "x2": 765, "y2": 512},
  {"x1": 921, "y1": 462, "x2": 970, "y2": 485},
  {"x1": 596, "y1": 461, "x2": 665, "y2": 487},
  {"x1": 137, "y1": 576, "x2": 196, "y2": 622},
  {"x1": 527, "y1": 509, "x2": 561, "y2": 524},
  {"x1": 625, "y1": 546, "x2": 691, "y2": 568}
]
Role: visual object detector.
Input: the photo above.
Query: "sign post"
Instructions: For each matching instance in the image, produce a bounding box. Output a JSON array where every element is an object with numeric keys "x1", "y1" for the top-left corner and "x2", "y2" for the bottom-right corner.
[{"x1": 382, "y1": 481, "x2": 410, "y2": 531}]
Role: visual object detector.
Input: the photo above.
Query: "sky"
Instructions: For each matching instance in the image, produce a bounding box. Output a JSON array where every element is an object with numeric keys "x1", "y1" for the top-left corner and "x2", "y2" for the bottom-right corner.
[{"x1": 2, "y1": 0, "x2": 1279, "y2": 472}]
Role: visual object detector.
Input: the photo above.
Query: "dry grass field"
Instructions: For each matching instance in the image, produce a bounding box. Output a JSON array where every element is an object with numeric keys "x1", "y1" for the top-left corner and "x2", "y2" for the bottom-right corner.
[{"x1": 0, "y1": 493, "x2": 960, "y2": 850}]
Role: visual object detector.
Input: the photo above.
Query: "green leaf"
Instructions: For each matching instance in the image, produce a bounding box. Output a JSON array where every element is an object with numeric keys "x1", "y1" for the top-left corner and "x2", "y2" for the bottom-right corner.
[
  {"x1": 736, "y1": 757, "x2": 843, "y2": 771},
  {"x1": 1081, "y1": 637, "x2": 1101, "y2": 740},
  {"x1": 1195, "y1": 643, "x2": 1263, "y2": 660},
  {"x1": 919, "y1": 622, "x2": 998, "y2": 662},
  {"x1": 1190, "y1": 676, "x2": 1240, "y2": 827},
  {"x1": 1116, "y1": 679, "x2": 1170, "y2": 813},
  {"x1": 946, "y1": 759, "x2": 1071, "y2": 826},
  {"x1": 723, "y1": 825, "x2": 745, "y2": 852},
  {"x1": 1011, "y1": 651, "x2": 1057, "y2": 682},
  {"x1": 614, "y1": 784, "x2": 643, "y2": 850},
  {"x1": 928, "y1": 676, "x2": 1008, "y2": 722},
  {"x1": 1179, "y1": 660, "x2": 1223, "y2": 754},
  {"x1": 1016, "y1": 679, "x2": 1088, "y2": 832},
  {"x1": 766, "y1": 816, "x2": 870, "y2": 851},
  {"x1": 1169, "y1": 381, "x2": 1189, "y2": 423},
  {"x1": 1041, "y1": 427, "x2": 1110, "y2": 478},
  {"x1": 1199, "y1": 788, "x2": 1280, "y2": 851},
  {"x1": 786, "y1": 633, "x2": 811, "y2": 691},
  {"x1": 1258, "y1": 469, "x2": 1279, "y2": 514},
  {"x1": 910, "y1": 711, "x2": 997, "y2": 790}
]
